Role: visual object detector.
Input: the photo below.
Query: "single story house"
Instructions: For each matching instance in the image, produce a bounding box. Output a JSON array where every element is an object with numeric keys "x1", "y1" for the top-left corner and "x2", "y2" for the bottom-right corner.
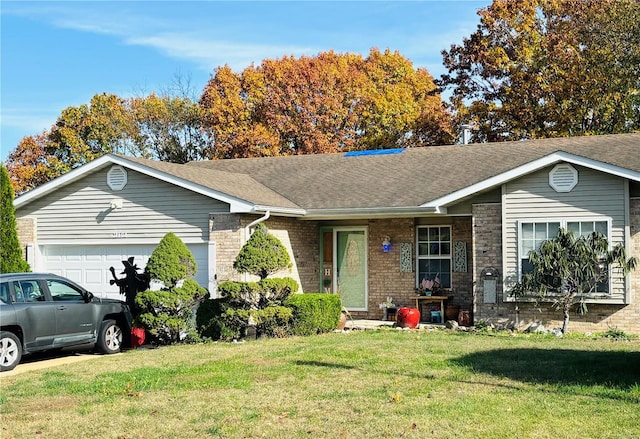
[{"x1": 14, "y1": 133, "x2": 640, "y2": 333}]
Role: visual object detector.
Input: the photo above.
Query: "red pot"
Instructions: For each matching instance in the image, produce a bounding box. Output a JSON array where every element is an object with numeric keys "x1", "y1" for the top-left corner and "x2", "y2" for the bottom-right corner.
[{"x1": 396, "y1": 307, "x2": 421, "y2": 329}]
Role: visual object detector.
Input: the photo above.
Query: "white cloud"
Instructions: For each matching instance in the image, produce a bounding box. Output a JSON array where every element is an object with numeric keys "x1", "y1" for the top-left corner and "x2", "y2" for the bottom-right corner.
[{"x1": 128, "y1": 33, "x2": 314, "y2": 72}]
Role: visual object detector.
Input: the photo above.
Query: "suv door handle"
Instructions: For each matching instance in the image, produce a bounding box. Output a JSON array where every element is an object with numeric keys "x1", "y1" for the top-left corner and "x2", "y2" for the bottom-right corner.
[{"x1": 57, "y1": 306, "x2": 67, "y2": 310}]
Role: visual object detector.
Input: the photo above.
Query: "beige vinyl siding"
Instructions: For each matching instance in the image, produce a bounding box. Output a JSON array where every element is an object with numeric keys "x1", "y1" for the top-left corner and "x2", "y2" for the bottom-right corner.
[
  {"x1": 16, "y1": 167, "x2": 229, "y2": 244},
  {"x1": 503, "y1": 164, "x2": 628, "y2": 301}
]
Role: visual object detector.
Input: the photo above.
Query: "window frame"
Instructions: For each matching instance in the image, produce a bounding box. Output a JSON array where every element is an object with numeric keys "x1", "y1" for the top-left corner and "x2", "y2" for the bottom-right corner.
[
  {"x1": 517, "y1": 217, "x2": 613, "y2": 294},
  {"x1": 46, "y1": 278, "x2": 86, "y2": 302},
  {"x1": 415, "y1": 225, "x2": 452, "y2": 289}
]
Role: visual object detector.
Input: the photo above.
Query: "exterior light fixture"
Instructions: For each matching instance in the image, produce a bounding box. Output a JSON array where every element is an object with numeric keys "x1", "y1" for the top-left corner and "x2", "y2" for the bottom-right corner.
[{"x1": 382, "y1": 236, "x2": 392, "y2": 252}]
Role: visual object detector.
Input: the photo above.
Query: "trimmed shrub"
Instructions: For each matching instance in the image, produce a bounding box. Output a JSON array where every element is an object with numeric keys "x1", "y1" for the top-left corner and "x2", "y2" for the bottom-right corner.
[
  {"x1": 136, "y1": 279, "x2": 207, "y2": 345},
  {"x1": 196, "y1": 298, "x2": 236, "y2": 341},
  {"x1": 145, "y1": 232, "x2": 197, "y2": 289},
  {"x1": 286, "y1": 293, "x2": 342, "y2": 336},
  {"x1": 233, "y1": 224, "x2": 291, "y2": 280},
  {"x1": 260, "y1": 277, "x2": 299, "y2": 302},
  {"x1": 198, "y1": 225, "x2": 298, "y2": 341},
  {"x1": 197, "y1": 277, "x2": 299, "y2": 341},
  {"x1": 251, "y1": 306, "x2": 293, "y2": 338}
]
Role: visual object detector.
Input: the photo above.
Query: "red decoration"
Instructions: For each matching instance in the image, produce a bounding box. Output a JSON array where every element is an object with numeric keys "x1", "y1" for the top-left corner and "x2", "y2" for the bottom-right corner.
[
  {"x1": 131, "y1": 326, "x2": 146, "y2": 348},
  {"x1": 396, "y1": 307, "x2": 421, "y2": 329}
]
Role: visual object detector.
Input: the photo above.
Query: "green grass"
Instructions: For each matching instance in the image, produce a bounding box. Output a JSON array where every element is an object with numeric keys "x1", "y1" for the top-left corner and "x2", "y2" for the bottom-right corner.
[{"x1": 1, "y1": 329, "x2": 639, "y2": 438}]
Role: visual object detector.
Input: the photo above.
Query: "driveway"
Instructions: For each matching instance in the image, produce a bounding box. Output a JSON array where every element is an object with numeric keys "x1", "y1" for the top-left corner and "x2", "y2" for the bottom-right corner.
[{"x1": 2, "y1": 347, "x2": 115, "y2": 377}]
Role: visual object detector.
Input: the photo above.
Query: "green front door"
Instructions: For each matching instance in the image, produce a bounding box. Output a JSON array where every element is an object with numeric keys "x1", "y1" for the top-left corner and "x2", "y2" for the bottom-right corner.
[{"x1": 334, "y1": 228, "x2": 368, "y2": 311}]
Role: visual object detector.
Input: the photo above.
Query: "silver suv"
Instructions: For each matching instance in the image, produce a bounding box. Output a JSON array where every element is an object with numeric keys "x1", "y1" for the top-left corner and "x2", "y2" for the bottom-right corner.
[{"x1": 0, "y1": 273, "x2": 133, "y2": 371}]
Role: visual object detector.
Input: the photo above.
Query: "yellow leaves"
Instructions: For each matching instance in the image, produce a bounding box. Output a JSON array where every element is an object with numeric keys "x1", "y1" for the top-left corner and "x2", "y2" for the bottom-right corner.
[
  {"x1": 442, "y1": 0, "x2": 640, "y2": 141},
  {"x1": 200, "y1": 48, "x2": 452, "y2": 157}
]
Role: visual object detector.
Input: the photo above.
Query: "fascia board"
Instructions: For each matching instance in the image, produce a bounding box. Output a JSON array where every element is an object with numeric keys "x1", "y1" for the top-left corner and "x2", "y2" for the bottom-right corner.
[
  {"x1": 302, "y1": 206, "x2": 442, "y2": 220},
  {"x1": 15, "y1": 155, "x2": 114, "y2": 207},
  {"x1": 15, "y1": 154, "x2": 256, "y2": 213},
  {"x1": 105, "y1": 156, "x2": 257, "y2": 213},
  {"x1": 253, "y1": 205, "x2": 307, "y2": 217},
  {"x1": 421, "y1": 151, "x2": 640, "y2": 209}
]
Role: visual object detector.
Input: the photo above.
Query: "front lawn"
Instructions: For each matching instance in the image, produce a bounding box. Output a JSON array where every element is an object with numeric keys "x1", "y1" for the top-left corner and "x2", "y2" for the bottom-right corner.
[{"x1": 1, "y1": 329, "x2": 639, "y2": 438}]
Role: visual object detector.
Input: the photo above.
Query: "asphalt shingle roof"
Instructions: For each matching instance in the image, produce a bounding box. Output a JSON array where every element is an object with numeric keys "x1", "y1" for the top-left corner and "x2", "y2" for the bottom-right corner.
[{"x1": 180, "y1": 133, "x2": 640, "y2": 210}]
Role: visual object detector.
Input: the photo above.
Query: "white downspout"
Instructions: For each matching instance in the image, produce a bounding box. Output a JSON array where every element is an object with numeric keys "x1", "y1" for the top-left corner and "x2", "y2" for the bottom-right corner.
[
  {"x1": 243, "y1": 211, "x2": 271, "y2": 281},
  {"x1": 245, "y1": 211, "x2": 271, "y2": 239}
]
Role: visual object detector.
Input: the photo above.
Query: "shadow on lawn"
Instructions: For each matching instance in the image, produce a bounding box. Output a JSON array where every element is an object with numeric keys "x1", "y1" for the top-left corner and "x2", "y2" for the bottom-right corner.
[{"x1": 451, "y1": 348, "x2": 640, "y2": 391}]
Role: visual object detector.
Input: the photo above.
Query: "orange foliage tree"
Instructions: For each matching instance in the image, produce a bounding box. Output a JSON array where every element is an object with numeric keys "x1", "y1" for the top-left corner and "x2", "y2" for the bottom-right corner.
[
  {"x1": 440, "y1": 0, "x2": 640, "y2": 142},
  {"x1": 5, "y1": 134, "x2": 64, "y2": 195},
  {"x1": 200, "y1": 49, "x2": 454, "y2": 158}
]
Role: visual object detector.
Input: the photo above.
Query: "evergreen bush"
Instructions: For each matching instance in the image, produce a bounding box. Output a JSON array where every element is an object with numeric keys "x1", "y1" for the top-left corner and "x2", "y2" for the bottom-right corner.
[
  {"x1": 197, "y1": 277, "x2": 299, "y2": 341},
  {"x1": 0, "y1": 164, "x2": 30, "y2": 273},
  {"x1": 233, "y1": 224, "x2": 291, "y2": 280},
  {"x1": 197, "y1": 224, "x2": 299, "y2": 341},
  {"x1": 145, "y1": 232, "x2": 197, "y2": 289},
  {"x1": 286, "y1": 293, "x2": 342, "y2": 336},
  {"x1": 136, "y1": 233, "x2": 206, "y2": 345}
]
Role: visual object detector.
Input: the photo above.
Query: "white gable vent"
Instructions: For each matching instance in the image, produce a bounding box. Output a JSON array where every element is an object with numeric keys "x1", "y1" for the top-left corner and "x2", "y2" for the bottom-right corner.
[
  {"x1": 107, "y1": 165, "x2": 128, "y2": 191},
  {"x1": 549, "y1": 164, "x2": 578, "y2": 192}
]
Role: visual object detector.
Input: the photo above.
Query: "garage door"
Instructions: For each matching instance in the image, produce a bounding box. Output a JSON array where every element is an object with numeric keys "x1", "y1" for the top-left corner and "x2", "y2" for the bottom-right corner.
[{"x1": 41, "y1": 244, "x2": 208, "y2": 300}]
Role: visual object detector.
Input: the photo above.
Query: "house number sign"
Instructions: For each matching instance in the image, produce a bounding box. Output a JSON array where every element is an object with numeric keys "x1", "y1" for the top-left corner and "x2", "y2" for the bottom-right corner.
[{"x1": 111, "y1": 231, "x2": 128, "y2": 238}]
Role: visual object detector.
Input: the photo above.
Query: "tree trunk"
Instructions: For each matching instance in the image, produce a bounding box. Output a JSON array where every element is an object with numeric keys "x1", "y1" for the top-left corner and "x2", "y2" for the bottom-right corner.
[{"x1": 561, "y1": 304, "x2": 570, "y2": 334}]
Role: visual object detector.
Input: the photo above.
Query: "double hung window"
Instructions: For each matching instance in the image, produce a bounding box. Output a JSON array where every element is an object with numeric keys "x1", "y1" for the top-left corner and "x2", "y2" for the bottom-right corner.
[{"x1": 416, "y1": 226, "x2": 451, "y2": 289}]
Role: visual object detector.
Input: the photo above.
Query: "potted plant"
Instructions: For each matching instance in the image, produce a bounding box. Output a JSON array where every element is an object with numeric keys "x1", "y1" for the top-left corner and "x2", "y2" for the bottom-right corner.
[{"x1": 415, "y1": 275, "x2": 442, "y2": 296}]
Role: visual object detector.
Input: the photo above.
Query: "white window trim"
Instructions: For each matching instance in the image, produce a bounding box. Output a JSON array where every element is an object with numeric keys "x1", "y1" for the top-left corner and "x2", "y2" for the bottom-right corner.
[
  {"x1": 415, "y1": 225, "x2": 452, "y2": 289},
  {"x1": 517, "y1": 216, "x2": 613, "y2": 294}
]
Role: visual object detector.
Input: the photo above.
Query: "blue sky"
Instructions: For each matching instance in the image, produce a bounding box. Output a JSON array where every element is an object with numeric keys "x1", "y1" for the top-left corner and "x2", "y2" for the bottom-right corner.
[{"x1": 1, "y1": 0, "x2": 490, "y2": 160}]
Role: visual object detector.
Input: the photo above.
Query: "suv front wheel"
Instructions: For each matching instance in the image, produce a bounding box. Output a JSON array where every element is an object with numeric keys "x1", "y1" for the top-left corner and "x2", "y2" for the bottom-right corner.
[
  {"x1": 97, "y1": 320, "x2": 123, "y2": 354},
  {"x1": 0, "y1": 331, "x2": 22, "y2": 372}
]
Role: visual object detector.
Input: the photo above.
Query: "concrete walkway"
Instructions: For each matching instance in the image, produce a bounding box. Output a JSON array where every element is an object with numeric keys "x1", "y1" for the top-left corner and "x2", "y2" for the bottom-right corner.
[{"x1": 346, "y1": 319, "x2": 444, "y2": 330}]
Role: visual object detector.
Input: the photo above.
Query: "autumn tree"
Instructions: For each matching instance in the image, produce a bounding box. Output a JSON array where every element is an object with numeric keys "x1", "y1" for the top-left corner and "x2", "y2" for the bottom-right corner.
[
  {"x1": 129, "y1": 93, "x2": 211, "y2": 163},
  {"x1": 7, "y1": 86, "x2": 209, "y2": 191},
  {"x1": 439, "y1": 0, "x2": 640, "y2": 142},
  {"x1": 0, "y1": 164, "x2": 30, "y2": 273},
  {"x1": 5, "y1": 133, "x2": 64, "y2": 195},
  {"x1": 47, "y1": 93, "x2": 134, "y2": 171},
  {"x1": 200, "y1": 49, "x2": 454, "y2": 158}
]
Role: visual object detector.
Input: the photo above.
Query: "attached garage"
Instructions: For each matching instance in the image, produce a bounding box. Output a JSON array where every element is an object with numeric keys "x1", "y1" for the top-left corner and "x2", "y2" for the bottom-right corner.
[{"x1": 41, "y1": 244, "x2": 209, "y2": 300}]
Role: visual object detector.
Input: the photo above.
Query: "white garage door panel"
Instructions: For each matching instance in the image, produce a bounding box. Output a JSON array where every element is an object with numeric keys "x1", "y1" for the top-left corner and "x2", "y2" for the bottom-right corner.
[{"x1": 42, "y1": 245, "x2": 208, "y2": 300}]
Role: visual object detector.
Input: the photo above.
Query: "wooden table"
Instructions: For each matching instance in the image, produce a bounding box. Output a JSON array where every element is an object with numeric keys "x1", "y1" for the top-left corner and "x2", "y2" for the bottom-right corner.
[{"x1": 413, "y1": 295, "x2": 448, "y2": 322}]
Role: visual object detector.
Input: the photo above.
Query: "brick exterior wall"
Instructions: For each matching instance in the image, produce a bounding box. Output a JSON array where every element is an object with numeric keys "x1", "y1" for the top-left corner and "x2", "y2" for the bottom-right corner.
[
  {"x1": 474, "y1": 199, "x2": 640, "y2": 335},
  {"x1": 452, "y1": 217, "x2": 474, "y2": 310},
  {"x1": 16, "y1": 217, "x2": 36, "y2": 261},
  {"x1": 472, "y1": 203, "x2": 504, "y2": 322},
  {"x1": 365, "y1": 218, "x2": 416, "y2": 319},
  {"x1": 362, "y1": 217, "x2": 473, "y2": 320},
  {"x1": 209, "y1": 213, "x2": 319, "y2": 294}
]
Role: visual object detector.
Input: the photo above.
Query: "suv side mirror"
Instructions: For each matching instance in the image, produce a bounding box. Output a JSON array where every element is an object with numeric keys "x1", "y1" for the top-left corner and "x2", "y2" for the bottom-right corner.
[{"x1": 84, "y1": 291, "x2": 94, "y2": 303}]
